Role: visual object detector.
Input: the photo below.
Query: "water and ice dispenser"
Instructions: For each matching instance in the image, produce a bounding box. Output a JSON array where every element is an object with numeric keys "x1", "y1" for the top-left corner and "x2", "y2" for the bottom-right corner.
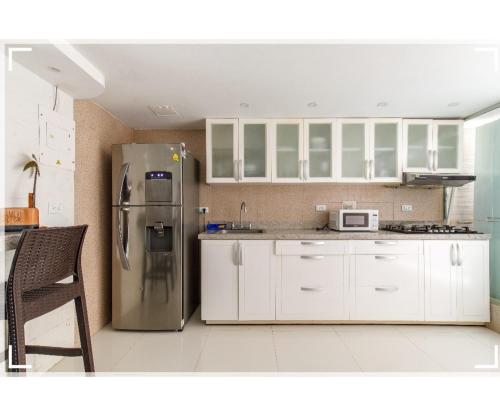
[{"x1": 145, "y1": 171, "x2": 173, "y2": 253}]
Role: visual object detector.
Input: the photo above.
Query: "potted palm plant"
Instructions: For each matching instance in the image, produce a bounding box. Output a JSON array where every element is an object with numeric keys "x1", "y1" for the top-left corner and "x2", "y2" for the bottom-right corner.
[{"x1": 23, "y1": 154, "x2": 41, "y2": 208}]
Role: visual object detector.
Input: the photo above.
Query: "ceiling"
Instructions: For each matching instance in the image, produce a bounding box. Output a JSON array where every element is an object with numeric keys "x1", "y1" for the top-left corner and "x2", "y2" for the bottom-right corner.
[{"x1": 74, "y1": 44, "x2": 500, "y2": 129}]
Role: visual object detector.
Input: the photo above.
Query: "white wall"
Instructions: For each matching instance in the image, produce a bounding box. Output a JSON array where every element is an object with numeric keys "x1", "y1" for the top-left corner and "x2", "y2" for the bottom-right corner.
[{"x1": 3, "y1": 61, "x2": 76, "y2": 372}]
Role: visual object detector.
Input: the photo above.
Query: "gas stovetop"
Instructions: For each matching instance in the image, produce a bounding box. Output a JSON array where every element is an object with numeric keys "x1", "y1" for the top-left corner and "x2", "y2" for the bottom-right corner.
[{"x1": 383, "y1": 224, "x2": 480, "y2": 234}]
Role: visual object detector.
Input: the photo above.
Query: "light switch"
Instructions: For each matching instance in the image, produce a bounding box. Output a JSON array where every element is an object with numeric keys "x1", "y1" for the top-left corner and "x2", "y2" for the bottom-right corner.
[
  {"x1": 48, "y1": 201, "x2": 63, "y2": 214},
  {"x1": 402, "y1": 204, "x2": 413, "y2": 212},
  {"x1": 315, "y1": 204, "x2": 327, "y2": 212}
]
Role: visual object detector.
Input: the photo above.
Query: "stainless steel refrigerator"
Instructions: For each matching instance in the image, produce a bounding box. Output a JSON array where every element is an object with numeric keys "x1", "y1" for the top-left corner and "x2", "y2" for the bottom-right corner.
[{"x1": 111, "y1": 143, "x2": 199, "y2": 331}]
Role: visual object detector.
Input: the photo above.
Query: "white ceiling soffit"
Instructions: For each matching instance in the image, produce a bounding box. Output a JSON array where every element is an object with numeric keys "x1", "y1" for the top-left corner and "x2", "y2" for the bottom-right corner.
[
  {"x1": 10, "y1": 42, "x2": 105, "y2": 99},
  {"x1": 73, "y1": 44, "x2": 500, "y2": 129}
]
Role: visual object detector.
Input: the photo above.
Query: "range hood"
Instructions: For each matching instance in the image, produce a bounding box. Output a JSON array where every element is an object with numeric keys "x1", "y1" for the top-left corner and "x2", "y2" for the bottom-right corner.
[{"x1": 402, "y1": 172, "x2": 476, "y2": 187}]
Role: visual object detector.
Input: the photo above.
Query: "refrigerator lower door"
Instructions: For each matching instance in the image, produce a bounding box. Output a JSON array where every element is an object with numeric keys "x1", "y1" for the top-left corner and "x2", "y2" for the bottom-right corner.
[{"x1": 112, "y1": 205, "x2": 183, "y2": 330}]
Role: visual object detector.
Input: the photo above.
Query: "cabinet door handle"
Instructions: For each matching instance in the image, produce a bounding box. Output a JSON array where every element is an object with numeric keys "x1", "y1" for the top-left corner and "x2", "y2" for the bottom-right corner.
[
  {"x1": 375, "y1": 286, "x2": 399, "y2": 292},
  {"x1": 300, "y1": 255, "x2": 325, "y2": 260},
  {"x1": 450, "y1": 243, "x2": 457, "y2": 266},
  {"x1": 301, "y1": 241, "x2": 325, "y2": 246},
  {"x1": 427, "y1": 149, "x2": 433, "y2": 171},
  {"x1": 234, "y1": 160, "x2": 239, "y2": 181},
  {"x1": 374, "y1": 240, "x2": 397, "y2": 245},
  {"x1": 433, "y1": 150, "x2": 438, "y2": 171},
  {"x1": 304, "y1": 159, "x2": 309, "y2": 180},
  {"x1": 456, "y1": 243, "x2": 463, "y2": 267},
  {"x1": 365, "y1": 159, "x2": 370, "y2": 179},
  {"x1": 370, "y1": 159, "x2": 374, "y2": 179},
  {"x1": 374, "y1": 255, "x2": 397, "y2": 260},
  {"x1": 300, "y1": 286, "x2": 324, "y2": 292},
  {"x1": 299, "y1": 159, "x2": 303, "y2": 180},
  {"x1": 239, "y1": 159, "x2": 243, "y2": 181}
]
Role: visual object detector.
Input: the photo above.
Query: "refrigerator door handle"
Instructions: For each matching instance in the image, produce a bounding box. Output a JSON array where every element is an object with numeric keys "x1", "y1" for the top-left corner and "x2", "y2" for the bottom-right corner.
[
  {"x1": 117, "y1": 207, "x2": 131, "y2": 271},
  {"x1": 116, "y1": 162, "x2": 131, "y2": 205}
]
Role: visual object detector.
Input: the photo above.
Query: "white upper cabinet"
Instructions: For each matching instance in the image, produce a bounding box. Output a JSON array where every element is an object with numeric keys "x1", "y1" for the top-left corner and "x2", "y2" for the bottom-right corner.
[
  {"x1": 304, "y1": 119, "x2": 336, "y2": 182},
  {"x1": 238, "y1": 119, "x2": 272, "y2": 182},
  {"x1": 271, "y1": 119, "x2": 304, "y2": 183},
  {"x1": 206, "y1": 118, "x2": 463, "y2": 183},
  {"x1": 433, "y1": 120, "x2": 463, "y2": 173},
  {"x1": 337, "y1": 118, "x2": 370, "y2": 182},
  {"x1": 403, "y1": 119, "x2": 463, "y2": 173},
  {"x1": 370, "y1": 119, "x2": 402, "y2": 182},
  {"x1": 403, "y1": 119, "x2": 434, "y2": 172},
  {"x1": 206, "y1": 119, "x2": 239, "y2": 183}
]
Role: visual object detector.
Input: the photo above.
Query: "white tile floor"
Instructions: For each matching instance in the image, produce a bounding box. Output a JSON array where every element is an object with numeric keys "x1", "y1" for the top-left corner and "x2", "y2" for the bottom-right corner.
[{"x1": 50, "y1": 307, "x2": 500, "y2": 373}]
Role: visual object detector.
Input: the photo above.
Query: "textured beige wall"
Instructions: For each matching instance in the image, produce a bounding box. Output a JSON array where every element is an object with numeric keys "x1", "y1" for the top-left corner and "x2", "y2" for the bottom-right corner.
[
  {"x1": 75, "y1": 100, "x2": 133, "y2": 335},
  {"x1": 134, "y1": 129, "x2": 444, "y2": 228}
]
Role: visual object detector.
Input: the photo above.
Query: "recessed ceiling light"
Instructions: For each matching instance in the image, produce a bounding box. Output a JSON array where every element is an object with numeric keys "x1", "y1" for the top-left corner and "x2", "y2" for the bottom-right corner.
[
  {"x1": 240, "y1": 102, "x2": 249, "y2": 108},
  {"x1": 307, "y1": 102, "x2": 318, "y2": 108},
  {"x1": 448, "y1": 102, "x2": 460, "y2": 107},
  {"x1": 48, "y1": 66, "x2": 61, "y2": 73},
  {"x1": 377, "y1": 102, "x2": 388, "y2": 107},
  {"x1": 148, "y1": 105, "x2": 178, "y2": 117}
]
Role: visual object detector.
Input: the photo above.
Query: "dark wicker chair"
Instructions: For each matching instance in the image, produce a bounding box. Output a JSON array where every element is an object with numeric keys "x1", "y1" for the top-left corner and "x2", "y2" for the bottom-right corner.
[{"x1": 6, "y1": 225, "x2": 94, "y2": 372}]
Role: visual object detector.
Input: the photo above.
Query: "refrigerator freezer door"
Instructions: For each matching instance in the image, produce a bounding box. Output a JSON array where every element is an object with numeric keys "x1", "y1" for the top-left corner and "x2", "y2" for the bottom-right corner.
[
  {"x1": 112, "y1": 144, "x2": 183, "y2": 206},
  {"x1": 112, "y1": 205, "x2": 183, "y2": 330}
]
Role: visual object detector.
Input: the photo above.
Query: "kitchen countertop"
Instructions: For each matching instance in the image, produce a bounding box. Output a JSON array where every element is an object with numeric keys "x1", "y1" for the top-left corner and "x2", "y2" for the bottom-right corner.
[{"x1": 198, "y1": 229, "x2": 491, "y2": 240}]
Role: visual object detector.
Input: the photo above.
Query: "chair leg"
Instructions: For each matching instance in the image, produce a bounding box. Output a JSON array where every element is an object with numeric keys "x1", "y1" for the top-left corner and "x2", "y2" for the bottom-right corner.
[
  {"x1": 74, "y1": 294, "x2": 95, "y2": 372},
  {"x1": 7, "y1": 302, "x2": 27, "y2": 372}
]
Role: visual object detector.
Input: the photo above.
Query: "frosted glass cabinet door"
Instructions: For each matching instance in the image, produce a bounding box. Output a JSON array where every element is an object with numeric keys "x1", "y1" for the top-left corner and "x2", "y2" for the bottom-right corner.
[
  {"x1": 371, "y1": 119, "x2": 402, "y2": 181},
  {"x1": 304, "y1": 119, "x2": 335, "y2": 181},
  {"x1": 434, "y1": 121, "x2": 462, "y2": 173},
  {"x1": 338, "y1": 119, "x2": 369, "y2": 181},
  {"x1": 206, "y1": 119, "x2": 239, "y2": 183},
  {"x1": 272, "y1": 120, "x2": 304, "y2": 182},
  {"x1": 403, "y1": 120, "x2": 433, "y2": 172},
  {"x1": 239, "y1": 120, "x2": 271, "y2": 182}
]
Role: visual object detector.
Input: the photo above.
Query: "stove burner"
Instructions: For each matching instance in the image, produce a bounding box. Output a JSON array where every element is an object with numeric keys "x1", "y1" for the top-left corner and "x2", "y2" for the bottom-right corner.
[{"x1": 383, "y1": 224, "x2": 479, "y2": 234}]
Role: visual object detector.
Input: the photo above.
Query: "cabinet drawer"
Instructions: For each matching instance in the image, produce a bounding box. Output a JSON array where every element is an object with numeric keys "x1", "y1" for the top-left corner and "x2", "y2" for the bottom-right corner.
[
  {"x1": 351, "y1": 254, "x2": 424, "y2": 320},
  {"x1": 353, "y1": 240, "x2": 422, "y2": 255},
  {"x1": 277, "y1": 255, "x2": 347, "y2": 320},
  {"x1": 276, "y1": 240, "x2": 347, "y2": 256}
]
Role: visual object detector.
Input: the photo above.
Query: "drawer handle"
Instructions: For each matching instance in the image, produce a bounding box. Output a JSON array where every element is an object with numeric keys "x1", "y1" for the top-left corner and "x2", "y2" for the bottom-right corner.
[
  {"x1": 300, "y1": 255, "x2": 325, "y2": 260},
  {"x1": 301, "y1": 241, "x2": 325, "y2": 246},
  {"x1": 374, "y1": 241, "x2": 397, "y2": 245},
  {"x1": 375, "y1": 286, "x2": 399, "y2": 292},
  {"x1": 300, "y1": 286, "x2": 324, "y2": 292},
  {"x1": 374, "y1": 255, "x2": 397, "y2": 260}
]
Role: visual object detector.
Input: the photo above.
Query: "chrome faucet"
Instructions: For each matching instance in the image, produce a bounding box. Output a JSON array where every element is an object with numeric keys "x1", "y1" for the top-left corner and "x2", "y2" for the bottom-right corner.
[{"x1": 239, "y1": 201, "x2": 248, "y2": 229}]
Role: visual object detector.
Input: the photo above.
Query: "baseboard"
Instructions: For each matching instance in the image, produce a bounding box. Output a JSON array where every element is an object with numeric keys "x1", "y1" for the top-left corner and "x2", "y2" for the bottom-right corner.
[{"x1": 487, "y1": 298, "x2": 500, "y2": 333}]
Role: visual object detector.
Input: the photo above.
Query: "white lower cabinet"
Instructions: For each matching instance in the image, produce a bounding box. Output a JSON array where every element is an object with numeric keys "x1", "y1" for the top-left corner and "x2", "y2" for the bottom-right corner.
[
  {"x1": 276, "y1": 254, "x2": 348, "y2": 320},
  {"x1": 201, "y1": 239, "x2": 490, "y2": 323},
  {"x1": 424, "y1": 240, "x2": 490, "y2": 322},
  {"x1": 350, "y1": 253, "x2": 424, "y2": 321},
  {"x1": 201, "y1": 240, "x2": 239, "y2": 321},
  {"x1": 201, "y1": 240, "x2": 275, "y2": 321},
  {"x1": 239, "y1": 240, "x2": 276, "y2": 320}
]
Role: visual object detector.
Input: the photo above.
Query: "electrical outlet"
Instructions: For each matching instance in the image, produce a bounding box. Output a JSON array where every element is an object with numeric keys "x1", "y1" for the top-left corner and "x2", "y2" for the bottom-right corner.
[
  {"x1": 48, "y1": 201, "x2": 63, "y2": 214},
  {"x1": 315, "y1": 204, "x2": 327, "y2": 212},
  {"x1": 198, "y1": 207, "x2": 209, "y2": 214},
  {"x1": 401, "y1": 204, "x2": 413, "y2": 212},
  {"x1": 342, "y1": 201, "x2": 357, "y2": 209}
]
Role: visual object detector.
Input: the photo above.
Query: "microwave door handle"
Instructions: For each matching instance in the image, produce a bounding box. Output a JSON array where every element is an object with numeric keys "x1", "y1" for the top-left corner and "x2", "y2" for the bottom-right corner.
[
  {"x1": 117, "y1": 207, "x2": 131, "y2": 271},
  {"x1": 116, "y1": 162, "x2": 130, "y2": 205}
]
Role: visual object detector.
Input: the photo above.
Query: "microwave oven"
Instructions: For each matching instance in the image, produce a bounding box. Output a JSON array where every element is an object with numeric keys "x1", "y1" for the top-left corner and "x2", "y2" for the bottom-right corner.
[{"x1": 329, "y1": 209, "x2": 379, "y2": 231}]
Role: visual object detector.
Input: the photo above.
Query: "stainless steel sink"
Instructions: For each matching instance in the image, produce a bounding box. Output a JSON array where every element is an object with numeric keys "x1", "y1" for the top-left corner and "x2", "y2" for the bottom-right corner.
[{"x1": 217, "y1": 229, "x2": 264, "y2": 234}]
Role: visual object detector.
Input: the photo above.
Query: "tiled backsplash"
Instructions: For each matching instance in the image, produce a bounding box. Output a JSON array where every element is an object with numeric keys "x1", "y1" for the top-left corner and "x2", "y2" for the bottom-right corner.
[{"x1": 133, "y1": 129, "x2": 444, "y2": 229}]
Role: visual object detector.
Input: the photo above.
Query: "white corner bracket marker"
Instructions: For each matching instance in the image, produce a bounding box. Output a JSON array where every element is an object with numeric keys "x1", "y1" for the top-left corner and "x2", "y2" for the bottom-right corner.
[
  {"x1": 7, "y1": 47, "x2": 32, "y2": 71},
  {"x1": 475, "y1": 344, "x2": 499, "y2": 369},
  {"x1": 8, "y1": 345, "x2": 32, "y2": 370}
]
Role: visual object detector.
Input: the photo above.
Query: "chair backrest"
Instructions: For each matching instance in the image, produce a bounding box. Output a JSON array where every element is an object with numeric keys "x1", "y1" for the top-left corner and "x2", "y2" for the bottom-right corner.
[{"x1": 8, "y1": 226, "x2": 88, "y2": 293}]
